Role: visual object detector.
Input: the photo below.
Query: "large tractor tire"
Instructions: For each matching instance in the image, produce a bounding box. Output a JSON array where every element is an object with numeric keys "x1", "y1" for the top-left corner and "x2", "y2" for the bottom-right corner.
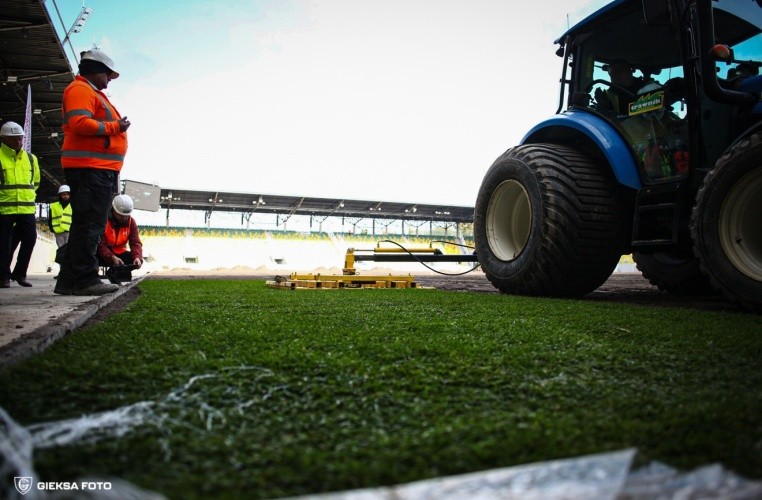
[
  {"x1": 632, "y1": 251, "x2": 715, "y2": 295},
  {"x1": 474, "y1": 144, "x2": 629, "y2": 297},
  {"x1": 691, "y1": 132, "x2": 762, "y2": 311}
]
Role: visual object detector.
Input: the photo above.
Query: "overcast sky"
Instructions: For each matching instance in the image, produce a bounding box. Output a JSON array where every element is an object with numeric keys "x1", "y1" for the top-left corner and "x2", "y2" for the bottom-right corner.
[{"x1": 51, "y1": 0, "x2": 609, "y2": 208}]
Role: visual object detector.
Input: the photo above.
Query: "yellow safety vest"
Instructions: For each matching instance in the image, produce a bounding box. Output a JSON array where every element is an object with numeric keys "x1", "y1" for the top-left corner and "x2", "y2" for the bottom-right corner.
[
  {"x1": 50, "y1": 201, "x2": 72, "y2": 233},
  {"x1": 0, "y1": 142, "x2": 40, "y2": 216}
]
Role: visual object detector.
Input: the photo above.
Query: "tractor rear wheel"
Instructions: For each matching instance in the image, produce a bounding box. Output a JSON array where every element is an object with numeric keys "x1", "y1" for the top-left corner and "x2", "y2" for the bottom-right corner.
[
  {"x1": 691, "y1": 132, "x2": 762, "y2": 311},
  {"x1": 474, "y1": 144, "x2": 629, "y2": 297},
  {"x1": 632, "y1": 251, "x2": 715, "y2": 295}
]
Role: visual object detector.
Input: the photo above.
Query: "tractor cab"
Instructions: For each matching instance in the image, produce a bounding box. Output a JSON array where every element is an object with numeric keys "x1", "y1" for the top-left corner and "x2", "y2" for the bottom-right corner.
[{"x1": 559, "y1": 0, "x2": 762, "y2": 186}]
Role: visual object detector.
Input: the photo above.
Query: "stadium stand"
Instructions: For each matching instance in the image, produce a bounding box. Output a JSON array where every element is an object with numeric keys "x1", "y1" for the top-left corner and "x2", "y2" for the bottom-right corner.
[
  {"x1": 19, "y1": 217, "x2": 638, "y2": 277},
  {"x1": 136, "y1": 226, "x2": 476, "y2": 274}
]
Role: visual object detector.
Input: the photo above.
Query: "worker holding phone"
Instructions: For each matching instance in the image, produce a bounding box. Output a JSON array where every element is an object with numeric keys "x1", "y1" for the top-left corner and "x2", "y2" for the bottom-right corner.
[{"x1": 55, "y1": 49, "x2": 131, "y2": 296}]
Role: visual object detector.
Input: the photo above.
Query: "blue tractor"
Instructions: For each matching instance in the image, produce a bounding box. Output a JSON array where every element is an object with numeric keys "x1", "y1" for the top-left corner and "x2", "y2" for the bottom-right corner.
[{"x1": 474, "y1": 0, "x2": 762, "y2": 310}]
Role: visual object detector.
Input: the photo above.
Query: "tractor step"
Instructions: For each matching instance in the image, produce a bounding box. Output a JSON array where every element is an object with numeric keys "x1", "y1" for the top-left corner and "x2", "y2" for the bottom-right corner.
[{"x1": 631, "y1": 183, "x2": 682, "y2": 246}]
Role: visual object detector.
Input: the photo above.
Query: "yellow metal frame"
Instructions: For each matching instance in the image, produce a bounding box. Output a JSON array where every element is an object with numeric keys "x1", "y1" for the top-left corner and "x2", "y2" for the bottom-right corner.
[
  {"x1": 266, "y1": 272, "x2": 419, "y2": 290},
  {"x1": 267, "y1": 244, "x2": 442, "y2": 290}
]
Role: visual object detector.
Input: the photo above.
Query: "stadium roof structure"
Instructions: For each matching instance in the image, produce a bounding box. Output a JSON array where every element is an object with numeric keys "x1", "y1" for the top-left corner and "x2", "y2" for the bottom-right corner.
[
  {"x1": 156, "y1": 187, "x2": 474, "y2": 225},
  {"x1": 0, "y1": 0, "x2": 74, "y2": 199}
]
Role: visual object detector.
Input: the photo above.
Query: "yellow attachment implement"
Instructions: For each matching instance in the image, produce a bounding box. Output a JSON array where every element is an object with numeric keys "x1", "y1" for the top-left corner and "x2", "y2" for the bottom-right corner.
[
  {"x1": 266, "y1": 241, "x2": 469, "y2": 290},
  {"x1": 266, "y1": 272, "x2": 419, "y2": 290}
]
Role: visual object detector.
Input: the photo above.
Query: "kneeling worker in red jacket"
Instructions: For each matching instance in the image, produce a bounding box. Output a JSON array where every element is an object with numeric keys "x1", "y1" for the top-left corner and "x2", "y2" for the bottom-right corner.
[{"x1": 98, "y1": 194, "x2": 143, "y2": 284}]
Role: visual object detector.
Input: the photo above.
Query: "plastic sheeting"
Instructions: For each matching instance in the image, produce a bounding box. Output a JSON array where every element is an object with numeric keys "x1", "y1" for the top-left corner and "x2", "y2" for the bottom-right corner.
[{"x1": 294, "y1": 449, "x2": 762, "y2": 500}]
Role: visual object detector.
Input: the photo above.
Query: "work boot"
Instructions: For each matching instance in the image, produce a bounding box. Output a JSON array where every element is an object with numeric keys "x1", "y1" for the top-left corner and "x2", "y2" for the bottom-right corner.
[
  {"x1": 53, "y1": 281, "x2": 74, "y2": 295},
  {"x1": 11, "y1": 275, "x2": 32, "y2": 287},
  {"x1": 54, "y1": 267, "x2": 76, "y2": 295},
  {"x1": 73, "y1": 282, "x2": 119, "y2": 296}
]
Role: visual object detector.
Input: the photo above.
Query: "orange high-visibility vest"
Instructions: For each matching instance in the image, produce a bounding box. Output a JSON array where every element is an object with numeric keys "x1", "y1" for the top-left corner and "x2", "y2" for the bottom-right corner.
[
  {"x1": 103, "y1": 218, "x2": 130, "y2": 254},
  {"x1": 61, "y1": 75, "x2": 128, "y2": 172}
]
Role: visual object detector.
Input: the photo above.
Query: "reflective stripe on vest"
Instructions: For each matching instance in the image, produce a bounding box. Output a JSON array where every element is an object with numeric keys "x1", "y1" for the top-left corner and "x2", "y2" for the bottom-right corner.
[
  {"x1": 65, "y1": 92, "x2": 113, "y2": 134},
  {"x1": 61, "y1": 150, "x2": 126, "y2": 162}
]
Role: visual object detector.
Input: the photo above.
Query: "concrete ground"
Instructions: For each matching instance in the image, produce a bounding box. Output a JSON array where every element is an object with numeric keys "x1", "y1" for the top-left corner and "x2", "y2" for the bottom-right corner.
[{"x1": 0, "y1": 273, "x2": 142, "y2": 367}]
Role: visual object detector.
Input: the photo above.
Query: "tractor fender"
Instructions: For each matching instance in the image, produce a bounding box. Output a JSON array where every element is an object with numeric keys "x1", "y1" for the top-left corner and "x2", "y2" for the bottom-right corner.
[{"x1": 521, "y1": 112, "x2": 642, "y2": 189}]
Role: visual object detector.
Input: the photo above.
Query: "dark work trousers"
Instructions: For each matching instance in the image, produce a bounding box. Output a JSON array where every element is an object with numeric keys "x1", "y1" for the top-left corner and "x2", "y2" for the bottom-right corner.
[
  {"x1": 0, "y1": 213, "x2": 37, "y2": 281},
  {"x1": 57, "y1": 168, "x2": 118, "y2": 290}
]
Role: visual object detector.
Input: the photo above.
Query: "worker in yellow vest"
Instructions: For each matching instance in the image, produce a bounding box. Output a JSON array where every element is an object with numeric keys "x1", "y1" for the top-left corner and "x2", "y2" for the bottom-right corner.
[
  {"x1": 0, "y1": 121, "x2": 40, "y2": 288},
  {"x1": 48, "y1": 184, "x2": 72, "y2": 248}
]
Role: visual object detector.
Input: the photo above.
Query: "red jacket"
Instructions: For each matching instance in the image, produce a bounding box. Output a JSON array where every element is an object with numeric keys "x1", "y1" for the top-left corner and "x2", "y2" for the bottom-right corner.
[
  {"x1": 98, "y1": 215, "x2": 142, "y2": 262},
  {"x1": 61, "y1": 75, "x2": 128, "y2": 172}
]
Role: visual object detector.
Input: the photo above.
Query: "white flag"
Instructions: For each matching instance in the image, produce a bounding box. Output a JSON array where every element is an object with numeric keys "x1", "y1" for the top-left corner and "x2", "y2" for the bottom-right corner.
[{"x1": 22, "y1": 84, "x2": 32, "y2": 153}]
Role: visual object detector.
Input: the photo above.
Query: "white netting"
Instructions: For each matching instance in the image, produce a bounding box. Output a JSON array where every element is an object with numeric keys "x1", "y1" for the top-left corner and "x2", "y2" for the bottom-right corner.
[
  {"x1": 0, "y1": 405, "x2": 40, "y2": 500},
  {"x1": 1, "y1": 402, "x2": 164, "y2": 500},
  {"x1": 28, "y1": 402, "x2": 156, "y2": 450},
  {"x1": 0, "y1": 366, "x2": 272, "y2": 499}
]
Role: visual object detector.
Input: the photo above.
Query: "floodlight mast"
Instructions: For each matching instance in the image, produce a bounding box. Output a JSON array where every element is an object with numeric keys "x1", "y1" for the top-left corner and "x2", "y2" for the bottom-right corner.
[{"x1": 51, "y1": 1, "x2": 93, "y2": 64}]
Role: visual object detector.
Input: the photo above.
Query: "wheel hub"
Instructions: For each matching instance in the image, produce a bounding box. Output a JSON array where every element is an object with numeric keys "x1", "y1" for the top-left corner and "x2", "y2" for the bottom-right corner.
[
  {"x1": 485, "y1": 180, "x2": 531, "y2": 261},
  {"x1": 718, "y1": 168, "x2": 762, "y2": 281}
]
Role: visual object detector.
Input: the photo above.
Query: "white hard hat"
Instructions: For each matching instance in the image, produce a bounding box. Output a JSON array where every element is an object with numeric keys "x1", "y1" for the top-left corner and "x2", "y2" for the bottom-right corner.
[
  {"x1": 58, "y1": 185, "x2": 71, "y2": 194},
  {"x1": 0, "y1": 121, "x2": 25, "y2": 137},
  {"x1": 80, "y1": 49, "x2": 119, "y2": 78},
  {"x1": 112, "y1": 194, "x2": 134, "y2": 215}
]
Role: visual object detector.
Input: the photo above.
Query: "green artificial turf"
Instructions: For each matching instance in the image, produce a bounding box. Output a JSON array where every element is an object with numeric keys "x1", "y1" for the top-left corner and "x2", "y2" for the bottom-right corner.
[{"x1": 1, "y1": 279, "x2": 761, "y2": 499}]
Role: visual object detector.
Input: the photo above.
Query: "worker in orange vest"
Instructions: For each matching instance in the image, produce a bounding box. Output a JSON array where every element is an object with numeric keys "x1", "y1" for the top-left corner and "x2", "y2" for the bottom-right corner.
[
  {"x1": 97, "y1": 194, "x2": 143, "y2": 284},
  {"x1": 55, "y1": 49, "x2": 131, "y2": 296}
]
